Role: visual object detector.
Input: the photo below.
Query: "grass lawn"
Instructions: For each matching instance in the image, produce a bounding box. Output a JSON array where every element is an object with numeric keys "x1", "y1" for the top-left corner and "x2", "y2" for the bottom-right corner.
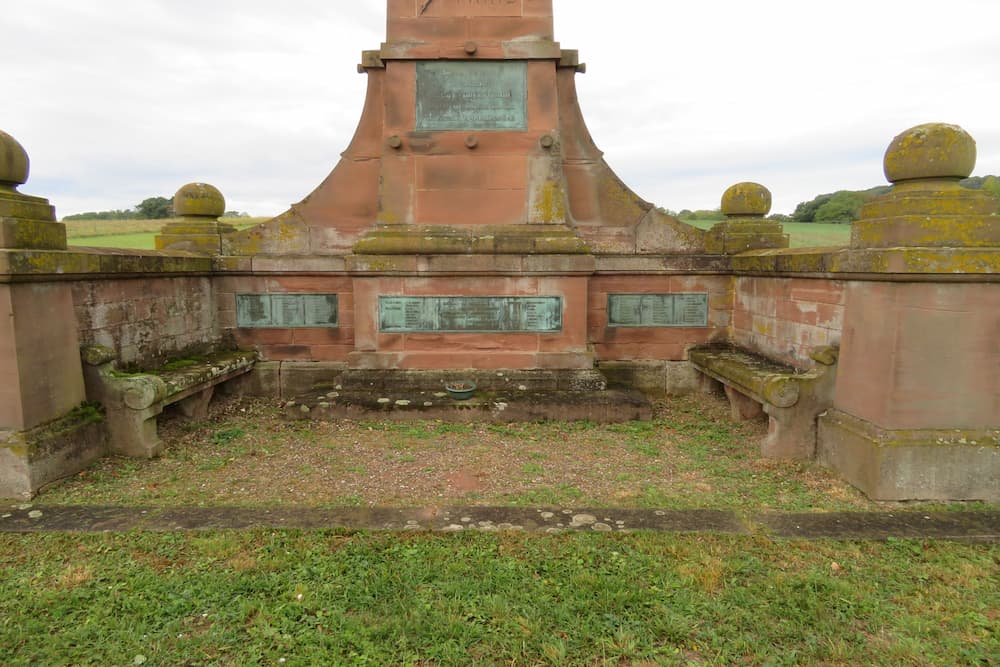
[
  {"x1": 1, "y1": 530, "x2": 996, "y2": 665},
  {"x1": 5, "y1": 395, "x2": 998, "y2": 665}
]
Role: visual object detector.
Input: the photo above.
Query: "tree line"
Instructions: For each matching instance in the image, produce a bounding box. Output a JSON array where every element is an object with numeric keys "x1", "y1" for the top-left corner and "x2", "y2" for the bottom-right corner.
[
  {"x1": 664, "y1": 175, "x2": 999, "y2": 225},
  {"x1": 63, "y1": 196, "x2": 249, "y2": 221}
]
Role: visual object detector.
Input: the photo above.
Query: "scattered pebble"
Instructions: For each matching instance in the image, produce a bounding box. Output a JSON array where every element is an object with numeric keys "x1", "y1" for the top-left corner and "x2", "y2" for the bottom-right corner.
[
  {"x1": 540, "y1": 512, "x2": 555, "y2": 519},
  {"x1": 1, "y1": 514, "x2": 11, "y2": 519},
  {"x1": 461, "y1": 517, "x2": 472, "y2": 523},
  {"x1": 326, "y1": 392, "x2": 340, "y2": 399},
  {"x1": 423, "y1": 402, "x2": 434, "y2": 407},
  {"x1": 377, "y1": 398, "x2": 391, "y2": 404},
  {"x1": 592, "y1": 523, "x2": 613, "y2": 532},
  {"x1": 16, "y1": 504, "x2": 32, "y2": 511},
  {"x1": 28, "y1": 510, "x2": 43, "y2": 519},
  {"x1": 284, "y1": 401, "x2": 296, "y2": 408},
  {"x1": 299, "y1": 405, "x2": 310, "y2": 414},
  {"x1": 571, "y1": 514, "x2": 597, "y2": 527},
  {"x1": 395, "y1": 400, "x2": 411, "y2": 407},
  {"x1": 441, "y1": 524, "x2": 465, "y2": 532},
  {"x1": 318, "y1": 402, "x2": 330, "y2": 409}
]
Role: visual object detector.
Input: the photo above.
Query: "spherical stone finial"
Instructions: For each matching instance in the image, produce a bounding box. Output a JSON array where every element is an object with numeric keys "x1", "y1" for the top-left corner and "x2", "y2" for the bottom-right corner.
[
  {"x1": 721, "y1": 182, "x2": 772, "y2": 217},
  {"x1": 883, "y1": 123, "x2": 976, "y2": 183},
  {"x1": 173, "y1": 182, "x2": 225, "y2": 217},
  {"x1": 0, "y1": 129, "x2": 30, "y2": 189}
]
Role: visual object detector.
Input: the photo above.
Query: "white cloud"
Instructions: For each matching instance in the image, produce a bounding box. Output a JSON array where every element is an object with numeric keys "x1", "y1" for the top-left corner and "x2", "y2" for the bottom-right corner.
[{"x1": 2, "y1": 0, "x2": 998, "y2": 217}]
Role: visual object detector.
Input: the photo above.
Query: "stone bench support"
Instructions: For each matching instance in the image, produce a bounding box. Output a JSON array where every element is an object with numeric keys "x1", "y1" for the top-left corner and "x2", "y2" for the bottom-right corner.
[
  {"x1": 81, "y1": 347, "x2": 257, "y2": 458},
  {"x1": 690, "y1": 345, "x2": 838, "y2": 460}
]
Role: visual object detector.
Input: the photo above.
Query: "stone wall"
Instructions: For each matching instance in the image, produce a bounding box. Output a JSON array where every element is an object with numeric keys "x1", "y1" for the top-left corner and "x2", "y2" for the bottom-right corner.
[
  {"x1": 732, "y1": 277, "x2": 845, "y2": 369},
  {"x1": 72, "y1": 276, "x2": 220, "y2": 367}
]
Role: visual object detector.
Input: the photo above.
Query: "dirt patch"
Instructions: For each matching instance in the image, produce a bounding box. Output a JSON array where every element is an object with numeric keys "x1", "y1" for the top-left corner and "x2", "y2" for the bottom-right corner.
[{"x1": 40, "y1": 392, "x2": 878, "y2": 513}]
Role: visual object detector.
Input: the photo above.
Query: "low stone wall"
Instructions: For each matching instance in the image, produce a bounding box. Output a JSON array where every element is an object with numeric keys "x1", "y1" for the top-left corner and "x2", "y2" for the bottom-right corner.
[
  {"x1": 732, "y1": 276, "x2": 845, "y2": 369},
  {"x1": 73, "y1": 275, "x2": 219, "y2": 367}
]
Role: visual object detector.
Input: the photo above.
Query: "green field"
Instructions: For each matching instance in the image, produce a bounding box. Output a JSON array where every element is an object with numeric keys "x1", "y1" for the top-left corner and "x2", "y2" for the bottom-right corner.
[
  {"x1": 65, "y1": 218, "x2": 266, "y2": 250},
  {"x1": 683, "y1": 219, "x2": 851, "y2": 248},
  {"x1": 68, "y1": 219, "x2": 851, "y2": 251}
]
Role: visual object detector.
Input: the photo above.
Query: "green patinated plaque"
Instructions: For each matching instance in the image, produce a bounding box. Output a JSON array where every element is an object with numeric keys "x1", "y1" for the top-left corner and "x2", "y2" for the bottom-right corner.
[
  {"x1": 607, "y1": 294, "x2": 709, "y2": 328},
  {"x1": 380, "y1": 296, "x2": 562, "y2": 333},
  {"x1": 416, "y1": 61, "x2": 528, "y2": 131},
  {"x1": 236, "y1": 294, "x2": 339, "y2": 328}
]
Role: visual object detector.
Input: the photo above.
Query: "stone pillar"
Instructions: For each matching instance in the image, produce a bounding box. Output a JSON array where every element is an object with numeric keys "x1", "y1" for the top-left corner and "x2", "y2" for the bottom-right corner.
[
  {"x1": 706, "y1": 182, "x2": 789, "y2": 254},
  {"x1": 818, "y1": 123, "x2": 1000, "y2": 501},
  {"x1": 155, "y1": 182, "x2": 234, "y2": 254},
  {"x1": 0, "y1": 130, "x2": 97, "y2": 499}
]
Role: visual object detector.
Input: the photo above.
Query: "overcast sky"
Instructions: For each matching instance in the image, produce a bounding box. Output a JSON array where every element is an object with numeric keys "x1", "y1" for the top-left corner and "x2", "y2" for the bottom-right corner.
[{"x1": 5, "y1": 0, "x2": 999, "y2": 218}]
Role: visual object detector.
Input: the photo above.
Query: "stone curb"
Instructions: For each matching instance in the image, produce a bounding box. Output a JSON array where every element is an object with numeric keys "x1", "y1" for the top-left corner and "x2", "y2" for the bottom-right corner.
[{"x1": 1, "y1": 505, "x2": 997, "y2": 541}]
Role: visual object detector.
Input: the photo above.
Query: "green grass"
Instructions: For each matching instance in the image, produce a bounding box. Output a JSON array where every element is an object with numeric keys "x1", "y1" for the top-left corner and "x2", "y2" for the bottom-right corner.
[
  {"x1": 66, "y1": 219, "x2": 264, "y2": 250},
  {"x1": 683, "y1": 219, "x2": 852, "y2": 248},
  {"x1": 0, "y1": 531, "x2": 995, "y2": 666}
]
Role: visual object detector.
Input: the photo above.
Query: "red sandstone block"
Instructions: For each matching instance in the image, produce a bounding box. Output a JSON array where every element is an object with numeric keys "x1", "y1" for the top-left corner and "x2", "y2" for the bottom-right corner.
[
  {"x1": 777, "y1": 300, "x2": 819, "y2": 327},
  {"x1": 789, "y1": 280, "x2": 846, "y2": 306},
  {"x1": 237, "y1": 329, "x2": 294, "y2": 345},
  {"x1": 403, "y1": 332, "x2": 539, "y2": 352},
  {"x1": 416, "y1": 188, "x2": 526, "y2": 225},
  {"x1": 522, "y1": 0, "x2": 552, "y2": 15},
  {"x1": 417, "y1": 156, "x2": 527, "y2": 191},
  {"x1": 309, "y1": 345, "x2": 354, "y2": 362},
  {"x1": 377, "y1": 334, "x2": 407, "y2": 352},
  {"x1": 404, "y1": 276, "x2": 538, "y2": 296},
  {"x1": 217, "y1": 311, "x2": 237, "y2": 329},
  {"x1": 594, "y1": 343, "x2": 687, "y2": 362},
  {"x1": 265, "y1": 277, "x2": 353, "y2": 294},
  {"x1": 467, "y1": 15, "x2": 553, "y2": 39},
  {"x1": 260, "y1": 345, "x2": 313, "y2": 362},
  {"x1": 292, "y1": 328, "x2": 354, "y2": 345},
  {"x1": 816, "y1": 303, "x2": 844, "y2": 329},
  {"x1": 380, "y1": 156, "x2": 416, "y2": 225},
  {"x1": 387, "y1": 17, "x2": 469, "y2": 43},
  {"x1": 538, "y1": 333, "x2": 584, "y2": 353},
  {"x1": 399, "y1": 351, "x2": 538, "y2": 370},
  {"x1": 421, "y1": 1, "x2": 524, "y2": 18},
  {"x1": 386, "y1": 0, "x2": 414, "y2": 18},
  {"x1": 384, "y1": 62, "x2": 416, "y2": 131}
]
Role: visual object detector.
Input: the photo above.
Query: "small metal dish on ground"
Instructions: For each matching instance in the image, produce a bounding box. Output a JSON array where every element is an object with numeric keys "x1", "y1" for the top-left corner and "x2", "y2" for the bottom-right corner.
[{"x1": 444, "y1": 381, "x2": 477, "y2": 401}]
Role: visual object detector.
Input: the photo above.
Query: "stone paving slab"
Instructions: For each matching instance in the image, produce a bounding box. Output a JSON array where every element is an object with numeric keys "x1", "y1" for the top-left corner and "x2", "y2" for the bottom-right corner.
[{"x1": 1, "y1": 504, "x2": 998, "y2": 541}]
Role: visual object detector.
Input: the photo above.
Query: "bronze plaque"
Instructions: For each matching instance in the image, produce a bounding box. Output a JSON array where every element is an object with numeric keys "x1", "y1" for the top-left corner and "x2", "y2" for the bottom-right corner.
[
  {"x1": 380, "y1": 296, "x2": 562, "y2": 332},
  {"x1": 416, "y1": 61, "x2": 528, "y2": 131},
  {"x1": 237, "y1": 294, "x2": 339, "y2": 328},
  {"x1": 607, "y1": 294, "x2": 709, "y2": 328}
]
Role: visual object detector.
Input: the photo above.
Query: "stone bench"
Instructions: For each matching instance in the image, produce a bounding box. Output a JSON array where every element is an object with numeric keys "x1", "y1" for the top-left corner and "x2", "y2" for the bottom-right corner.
[
  {"x1": 689, "y1": 344, "x2": 838, "y2": 459},
  {"x1": 81, "y1": 346, "x2": 257, "y2": 458}
]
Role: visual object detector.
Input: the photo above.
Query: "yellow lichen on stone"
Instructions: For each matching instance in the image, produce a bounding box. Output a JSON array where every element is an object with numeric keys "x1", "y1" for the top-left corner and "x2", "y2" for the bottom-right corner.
[
  {"x1": 532, "y1": 180, "x2": 567, "y2": 224},
  {"x1": 721, "y1": 182, "x2": 772, "y2": 217},
  {"x1": 883, "y1": 123, "x2": 976, "y2": 183}
]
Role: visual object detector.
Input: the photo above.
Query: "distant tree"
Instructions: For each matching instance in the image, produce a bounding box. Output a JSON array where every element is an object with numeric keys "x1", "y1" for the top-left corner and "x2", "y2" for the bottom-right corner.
[
  {"x1": 136, "y1": 196, "x2": 172, "y2": 220},
  {"x1": 223, "y1": 210, "x2": 251, "y2": 218},
  {"x1": 982, "y1": 175, "x2": 1000, "y2": 199},
  {"x1": 679, "y1": 209, "x2": 725, "y2": 222},
  {"x1": 813, "y1": 191, "x2": 865, "y2": 224},
  {"x1": 792, "y1": 194, "x2": 835, "y2": 222},
  {"x1": 767, "y1": 213, "x2": 792, "y2": 223}
]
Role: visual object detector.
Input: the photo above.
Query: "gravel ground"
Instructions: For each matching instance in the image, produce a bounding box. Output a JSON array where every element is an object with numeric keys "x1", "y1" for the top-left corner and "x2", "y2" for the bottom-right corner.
[{"x1": 40, "y1": 392, "x2": 884, "y2": 512}]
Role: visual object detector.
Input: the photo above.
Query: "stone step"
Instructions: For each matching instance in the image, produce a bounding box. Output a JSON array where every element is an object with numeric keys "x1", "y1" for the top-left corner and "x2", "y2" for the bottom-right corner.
[{"x1": 284, "y1": 388, "x2": 650, "y2": 424}]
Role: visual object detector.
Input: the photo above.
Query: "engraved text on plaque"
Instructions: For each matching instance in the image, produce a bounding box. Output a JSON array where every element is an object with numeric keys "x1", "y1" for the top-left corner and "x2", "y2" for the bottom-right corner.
[
  {"x1": 607, "y1": 294, "x2": 709, "y2": 328},
  {"x1": 416, "y1": 62, "x2": 528, "y2": 131},
  {"x1": 380, "y1": 296, "x2": 562, "y2": 333}
]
